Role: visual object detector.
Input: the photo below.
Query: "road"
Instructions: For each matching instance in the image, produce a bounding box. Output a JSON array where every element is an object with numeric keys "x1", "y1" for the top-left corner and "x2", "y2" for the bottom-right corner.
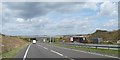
[{"x1": 13, "y1": 43, "x2": 119, "y2": 60}]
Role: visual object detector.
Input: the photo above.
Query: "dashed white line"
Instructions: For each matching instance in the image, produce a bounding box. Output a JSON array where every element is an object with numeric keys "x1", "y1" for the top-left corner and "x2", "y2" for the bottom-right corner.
[
  {"x1": 38, "y1": 45, "x2": 48, "y2": 50},
  {"x1": 64, "y1": 56, "x2": 68, "y2": 58},
  {"x1": 38, "y1": 44, "x2": 75, "y2": 60},
  {"x1": 64, "y1": 56, "x2": 74, "y2": 60},
  {"x1": 49, "y1": 44, "x2": 119, "y2": 59},
  {"x1": 23, "y1": 44, "x2": 31, "y2": 60},
  {"x1": 38, "y1": 45, "x2": 43, "y2": 47},
  {"x1": 69, "y1": 58, "x2": 75, "y2": 60},
  {"x1": 59, "y1": 47, "x2": 118, "y2": 58},
  {"x1": 43, "y1": 47, "x2": 48, "y2": 50},
  {"x1": 50, "y1": 50, "x2": 64, "y2": 56}
]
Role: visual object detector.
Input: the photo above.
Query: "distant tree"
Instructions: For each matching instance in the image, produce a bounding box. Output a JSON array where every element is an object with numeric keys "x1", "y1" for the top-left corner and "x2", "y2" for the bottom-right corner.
[{"x1": 1, "y1": 34, "x2": 5, "y2": 36}]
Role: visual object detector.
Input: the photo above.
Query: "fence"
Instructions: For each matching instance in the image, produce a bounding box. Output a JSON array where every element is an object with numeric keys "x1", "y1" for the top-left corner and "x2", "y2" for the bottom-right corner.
[{"x1": 68, "y1": 43, "x2": 120, "y2": 50}]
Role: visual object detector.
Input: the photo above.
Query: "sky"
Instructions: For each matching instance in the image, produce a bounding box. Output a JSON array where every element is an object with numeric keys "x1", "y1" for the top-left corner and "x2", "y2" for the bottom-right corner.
[{"x1": 1, "y1": 0, "x2": 119, "y2": 36}]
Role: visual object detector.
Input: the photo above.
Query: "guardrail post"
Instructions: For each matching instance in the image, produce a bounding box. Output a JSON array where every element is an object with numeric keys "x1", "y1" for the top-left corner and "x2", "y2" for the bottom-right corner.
[
  {"x1": 95, "y1": 46, "x2": 97, "y2": 49},
  {"x1": 88, "y1": 46, "x2": 90, "y2": 52},
  {"x1": 108, "y1": 46, "x2": 109, "y2": 50}
]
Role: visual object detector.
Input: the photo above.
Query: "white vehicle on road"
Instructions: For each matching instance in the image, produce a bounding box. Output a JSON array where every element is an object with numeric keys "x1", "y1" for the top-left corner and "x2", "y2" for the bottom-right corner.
[{"x1": 32, "y1": 40, "x2": 37, "y2": 44}]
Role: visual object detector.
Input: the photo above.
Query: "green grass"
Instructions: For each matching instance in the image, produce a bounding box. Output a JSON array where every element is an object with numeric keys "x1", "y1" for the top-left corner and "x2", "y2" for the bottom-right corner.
[
  {"x1": 2, "y1": 43, "x2": 29, "y2": 59},
  {"x1": 51, "y1": 43, "x2": 119, "y2": 57}
]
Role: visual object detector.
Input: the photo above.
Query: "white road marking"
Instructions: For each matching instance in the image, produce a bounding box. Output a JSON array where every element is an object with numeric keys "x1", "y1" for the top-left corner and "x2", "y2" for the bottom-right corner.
[
  {"x1": 64, "y1": 56, "x2": 75, "y2": 60},
  {"x1": 44, "y1": 47, "x2": 48, "y2": 50},
  {"x1": 23, "y1": 44, "x2": 31, "y2": 60},
  {"x1": 38, "y1": 45, "x2": 42, "y2": 47},
  {"x1": 45, "y1": 44, "x2": 119, "y2": 59},
  {"x1": 69, "y1": 58, "x2": 75, "y2": 60},
  {"x1": 39, "y1": 44, "x2": 75, "y2": 60},
  {"x1": 38, "y1": 45, "x2": 44, "y2": 48},
  {"x1": 64, "y1": 56, "x2": 68, "y2": 58},
  {"x1": 38, "y1": 44, "x2": 48, "y2": 50},
  {"x1": 50, "y1": 50, "x2": 64, "y2": 56}
]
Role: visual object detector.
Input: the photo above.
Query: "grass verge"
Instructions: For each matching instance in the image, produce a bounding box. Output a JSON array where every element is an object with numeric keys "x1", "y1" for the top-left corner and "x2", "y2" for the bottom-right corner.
[
  {"x1": 2, "y1": 43, "x2": 29, "y2": 59},
  {"x1": 51, "y1": 43, "x2": 119, "y2": 57}
]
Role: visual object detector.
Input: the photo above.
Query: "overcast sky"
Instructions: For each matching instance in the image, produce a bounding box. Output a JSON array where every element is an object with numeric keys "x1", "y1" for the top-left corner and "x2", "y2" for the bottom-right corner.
[{"x1": 1, "y1": 0, "x2": 119, "y2": 36}]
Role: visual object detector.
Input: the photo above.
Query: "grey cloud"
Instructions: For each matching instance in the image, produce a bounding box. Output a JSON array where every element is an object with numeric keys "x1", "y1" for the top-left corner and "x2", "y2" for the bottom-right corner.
[
  {"x1": 2, "y1": 2, "x2": 117, "y2": 35},
  {"x1": 3, "y1": 2, "x2": 83, "y2": 19},
  {"x1": 3, "y1": 2, "x2": 50, "y2": 19}
]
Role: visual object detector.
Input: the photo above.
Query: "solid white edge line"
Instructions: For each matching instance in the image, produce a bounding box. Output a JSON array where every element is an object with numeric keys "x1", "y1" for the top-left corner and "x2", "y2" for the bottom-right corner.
[{"x1": 23, "y1": 44, "x2": 31, "y2": 60}]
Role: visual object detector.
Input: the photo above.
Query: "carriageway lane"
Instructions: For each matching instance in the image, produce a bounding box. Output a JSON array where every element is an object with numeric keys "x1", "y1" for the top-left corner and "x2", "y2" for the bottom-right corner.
[
  {"x1": 13, "y1": 43, "x2": 119, "y2": 60},
  {"x1": 14, "y1": 43, "x2": 69, "y2": 60},
  {"x1": 26, "y1": 43, "x2": 63, "y2": 58},
  {"x1": 38, "y1": 43, "x2": 118, "y2": 58}
]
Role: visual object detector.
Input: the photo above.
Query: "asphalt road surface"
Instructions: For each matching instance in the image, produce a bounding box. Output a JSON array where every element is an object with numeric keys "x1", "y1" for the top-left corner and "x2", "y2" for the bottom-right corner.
[{"x1": 13, "y1": 43, "x2": 119, "y2": 60}]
